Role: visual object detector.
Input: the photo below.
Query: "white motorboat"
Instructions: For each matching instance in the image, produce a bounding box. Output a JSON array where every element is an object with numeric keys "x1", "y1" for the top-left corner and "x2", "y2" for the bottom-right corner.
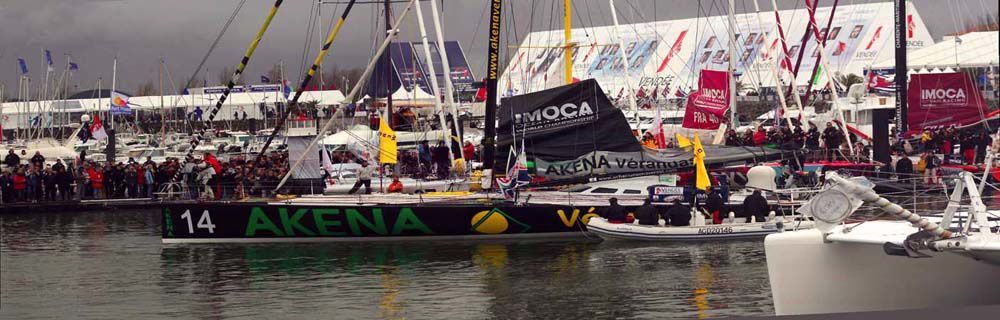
[
  {"x1": 588, "y1": 215, "x2": 815, "y2": 241},
  {"x1": 765, "y1": 171, "x2": 1000, "y2": 315}
]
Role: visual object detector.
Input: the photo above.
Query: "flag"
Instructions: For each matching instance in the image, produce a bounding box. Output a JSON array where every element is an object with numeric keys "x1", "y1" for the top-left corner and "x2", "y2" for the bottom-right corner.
[
  {"x1": 675, "y1": 133, "x2": 692, "y2": 149},
  {"x1": 320, "y1": 148, "x2": 336, "y2": 177},
  {"x1": 650, "y1": 107, "x2": 666, "y2": 148},
  {"x1": 69, "y1": 62, "x2": 79, "y2": 71},
  {"x1": 693, "y1": 135, "x2": 710, "y2": 191},
  {"x1": 204, "y1": 153, "x2": 222, "y2": 174},
  {"x1": 45, "y1": 50, "x2": 54, "y2": 72},
  {"x1": 91, "y1": 114, "x2": 108, "y2": 140},
  {"x1": 282, "y1": 80, "x2": 292, "y2": 100},
  {"x1": 496, "y1": 145, "x2": 530, "y2": 199},
  {"x1": 378, "y1": 119, "x2": 397, "y2": 164},
  {"x1": 110, "y1": 91, "x2": 132, "y2": 115},
  {"x1": 260, "y1": 75, "x2": 271, "y2": 83},
  {"x1": 17, "y1": 58, "x2": 28, "y2": 75},
  {"x1": 812, "y1": 65, "x2": 823, "y2": 85}
]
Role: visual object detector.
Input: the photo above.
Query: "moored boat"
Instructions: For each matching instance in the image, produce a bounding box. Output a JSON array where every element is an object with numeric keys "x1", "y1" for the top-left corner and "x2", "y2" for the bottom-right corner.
[{"x1": 587, "y1": 215, "x2": 814, "y2": 241}]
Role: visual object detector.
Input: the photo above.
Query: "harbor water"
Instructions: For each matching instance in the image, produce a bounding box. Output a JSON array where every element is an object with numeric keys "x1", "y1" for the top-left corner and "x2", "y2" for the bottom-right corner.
[{"x1": 1, "y1": 208, "x2": 774, "y2": 319}]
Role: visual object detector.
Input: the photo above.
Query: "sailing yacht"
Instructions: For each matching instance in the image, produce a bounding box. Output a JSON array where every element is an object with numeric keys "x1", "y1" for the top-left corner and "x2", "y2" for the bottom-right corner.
[{"x1": 765, "y1": 169, "x2": 999, "y2": 315}]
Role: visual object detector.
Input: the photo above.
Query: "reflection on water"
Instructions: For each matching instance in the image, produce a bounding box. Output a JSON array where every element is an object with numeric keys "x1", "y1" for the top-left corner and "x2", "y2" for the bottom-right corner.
[{"x1": 2, "y1": 209, "x2": 778, "y2": 319}]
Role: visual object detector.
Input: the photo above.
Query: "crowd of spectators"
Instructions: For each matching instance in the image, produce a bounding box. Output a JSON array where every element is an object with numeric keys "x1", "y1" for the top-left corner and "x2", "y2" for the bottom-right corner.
[{"x1": 1, "y1": 148, "x2": 290, "y2": 204}]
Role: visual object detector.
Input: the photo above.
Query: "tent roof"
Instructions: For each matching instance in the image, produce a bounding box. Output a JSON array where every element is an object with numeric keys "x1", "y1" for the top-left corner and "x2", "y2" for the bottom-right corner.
[
  {"x1": 390, "y1": 86, "x2": 435, "y2": 101},
  {"x1": 872, "y1": 31, "x2": 999, "y2": 69}
]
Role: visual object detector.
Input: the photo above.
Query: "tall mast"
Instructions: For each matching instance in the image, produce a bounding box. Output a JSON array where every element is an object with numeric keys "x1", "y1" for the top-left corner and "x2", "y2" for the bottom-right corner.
[
  {"x1": 803, "y1": 0, "x2": 853, "y2": 155},
  {"x1": 383, "y1": 0, "x2": 393, "y2": 127},
  {"x1": 563, "y1": 0, "x2": 573, "y2": 84},
  {"x1": 429, "y1": 0, "x2": 464, "y2": 162},
  {"x1": 753, "y1": 0, "x2": 793, "y2": 128},
  {"x1": 609, "y1": 0, "x2": 638, "y2": 113},
  {"x1": 414, "y1": 0, "x2": 454, "y2": 163},
  {"x1": 727, "y1": 0, "x2": 738, "y2": 126},
  {"x1": 481, "y1": 0, "x2": 502, "y2": 173},
  {"x1": 107, "y1": 57, "x2": 118, "y2": 161},
  {"x1": 160, "y1": 57, "x2": 166, "y2": 142},
  {"x1": 893, "y1": 0, "x2": 907, "y2": 134},
  {"x1": 770, "y1": 0, "x2": 806, "y2": 117}
]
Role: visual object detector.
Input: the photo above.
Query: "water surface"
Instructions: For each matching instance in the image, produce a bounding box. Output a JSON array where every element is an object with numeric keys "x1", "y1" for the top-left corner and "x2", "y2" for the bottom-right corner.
[{"x1": 2, "y1": 209, "x2": 775, "y2": 319}]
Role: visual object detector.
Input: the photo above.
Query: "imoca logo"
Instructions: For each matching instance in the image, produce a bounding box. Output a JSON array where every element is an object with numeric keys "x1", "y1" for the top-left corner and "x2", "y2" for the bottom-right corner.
[{"x1": 515, "y1": 102, "x2": 593, "y2": 124}]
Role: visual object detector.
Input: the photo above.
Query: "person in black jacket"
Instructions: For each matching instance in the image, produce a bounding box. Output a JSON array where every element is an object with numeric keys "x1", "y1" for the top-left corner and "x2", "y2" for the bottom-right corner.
[
  {"x1": 30, "y1": 151, "x2": 45, "y2": 169},
  {"x1": 895, "y1": 153, "x2": 914, "y2": 176},
  {"x1": 665, "y1": 199, "x2": 691, "y2": 226},
  {"x1": 742, "y1": 190, "x2": 769, "y2": 223},
  {"x1": 4, "y1": 149, "x2": 20, "y2": 168},
  {"x1": 705, "y1": 188, "x2": 725, "y2": 224},
  {"x1": 635, "y1": 198, "x2": 659, "y2": 226},
  {"x1": 602, "y1": 197, "x2": 628, "y2": 223}
]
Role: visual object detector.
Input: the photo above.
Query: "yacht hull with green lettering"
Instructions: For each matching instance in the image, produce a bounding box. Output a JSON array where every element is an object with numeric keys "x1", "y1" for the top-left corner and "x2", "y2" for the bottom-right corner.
[{"x1": 162, "y1": 202, "x2": 616, "y2": 243}]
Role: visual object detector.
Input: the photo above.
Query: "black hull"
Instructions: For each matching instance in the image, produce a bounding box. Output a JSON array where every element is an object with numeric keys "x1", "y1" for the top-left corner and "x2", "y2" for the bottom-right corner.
[{"x1": 162, "y1": 201, "x2": 612, "y2": 243}]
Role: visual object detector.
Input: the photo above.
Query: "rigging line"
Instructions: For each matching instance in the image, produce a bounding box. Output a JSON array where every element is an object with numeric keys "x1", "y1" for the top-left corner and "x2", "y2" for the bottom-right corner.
[
  {"x1": 183, "y1": 0, "x2": 247, "y2": 97},
  {"x1": 299, "y1": 0, "x2": 320, "y2": 83},
  {"x1": 259, "y1": 0, "x2": 360, "y2": 168}
]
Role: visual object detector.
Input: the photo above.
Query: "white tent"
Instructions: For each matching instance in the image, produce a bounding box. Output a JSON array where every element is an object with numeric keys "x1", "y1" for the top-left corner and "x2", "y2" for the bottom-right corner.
[
  {"x1": 389, "y1": 87, "x2": 435, "y2": 101},
  {"x1": 872, "y1": 31, "x2": 999, "y2": 69}
]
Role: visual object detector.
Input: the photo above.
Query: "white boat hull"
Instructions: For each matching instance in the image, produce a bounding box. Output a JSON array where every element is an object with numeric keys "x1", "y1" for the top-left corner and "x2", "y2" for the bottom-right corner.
[
  {"x1": 765, "y1": 224, "x2": 1000, "y2": 315},
  {"x1": 587, "y1": 217, "x2": 814, "y2": 241}
]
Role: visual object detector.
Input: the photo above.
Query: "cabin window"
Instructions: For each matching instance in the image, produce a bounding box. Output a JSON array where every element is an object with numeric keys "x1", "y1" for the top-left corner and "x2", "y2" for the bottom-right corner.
[
  {"x1": 590, "y1": 187, "x2": 618, "y2": 194},
  {"x1": 623, "y1": 189, "x2": 642, "y2": 194}
]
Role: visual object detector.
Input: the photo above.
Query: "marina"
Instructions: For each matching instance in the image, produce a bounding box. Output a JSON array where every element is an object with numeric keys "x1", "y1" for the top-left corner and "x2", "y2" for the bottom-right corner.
[{"x1": 2, "y1": 0, "x2": 999, "y2": 318}]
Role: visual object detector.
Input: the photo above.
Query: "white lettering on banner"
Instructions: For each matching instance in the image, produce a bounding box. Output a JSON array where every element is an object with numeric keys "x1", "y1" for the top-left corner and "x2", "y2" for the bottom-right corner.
[
  {"x1": 701, "y1": 88, "x2": 726, "y2": 100},
  {"x1": 515, "y1": 101, "x2": 595, "y2": 129},
  {"x1": 922, "y1": 88, "x2": 966, "y2": 101},
  {"x1": 540, "y1": 153, "x2": 695, "y2": 177}
]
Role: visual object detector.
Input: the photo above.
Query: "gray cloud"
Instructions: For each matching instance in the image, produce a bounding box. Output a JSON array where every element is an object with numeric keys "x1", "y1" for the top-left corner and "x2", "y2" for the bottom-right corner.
[{"x1": 1, "y1": 0, "x2": 995, "y2": 96}]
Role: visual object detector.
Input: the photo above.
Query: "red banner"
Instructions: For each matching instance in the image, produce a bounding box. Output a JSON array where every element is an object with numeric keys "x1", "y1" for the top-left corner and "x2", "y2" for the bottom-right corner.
[
  {"x1": 682, "y1": 92, "x2": 725, "y2": 130},
  {"x1": 681, "y1": 69, "x2": 730, "y2": 130},
  {"x1": 692, "y1": 69, "x2": 730, "y2": 117},
  {"x1": 907, "y1": 72, "x2": 988, "y2": 135}
]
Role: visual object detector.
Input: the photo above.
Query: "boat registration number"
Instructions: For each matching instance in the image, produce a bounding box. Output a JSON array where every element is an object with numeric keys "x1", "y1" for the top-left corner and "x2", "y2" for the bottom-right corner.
[{"x1": 697, "y1": 226, "x2": 734, "y2": 235}]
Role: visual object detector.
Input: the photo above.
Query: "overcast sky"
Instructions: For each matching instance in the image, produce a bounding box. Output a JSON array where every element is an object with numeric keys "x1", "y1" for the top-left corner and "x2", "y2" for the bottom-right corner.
[{"x1": 0, "y1": 0, "x2": 995, "y2": 96}]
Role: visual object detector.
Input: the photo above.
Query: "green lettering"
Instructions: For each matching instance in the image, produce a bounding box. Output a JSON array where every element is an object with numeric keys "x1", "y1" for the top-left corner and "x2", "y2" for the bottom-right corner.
[
  {"x1": 279, "y1": 208, "x2": 316, "y2": 236},
  {"x1": 346, "y1": 208, "x2": 387, "y2": 235},
  {"x1": 313, "y1": 209, "x2": 346, "y2": 236},
  {"x1": 391, "y1": 208, "x2": 433, "y2": 235},
  {"x1": 246, "y1": 207, "x2": 284, "y2": 236}
]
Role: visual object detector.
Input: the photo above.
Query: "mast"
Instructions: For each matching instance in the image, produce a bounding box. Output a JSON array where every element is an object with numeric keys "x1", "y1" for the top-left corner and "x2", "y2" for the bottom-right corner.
[
  {"x1": 274, "y1": 0, "x2": 411, "y2": 191},
  {"x1": 481, "y1": 0, "x2": 502, "y2": 172},
  {"x1": 563, "y1": 0, "x2": 573, "y2": 84},
  {"x1": 413, "y1": 0, "x2": 454, "y2": 163},
  {"x1": 753, "y1": 0, "x2": 793, "y2": 128},
  {"x1": 800, "y1": 0, "x2": 839, "y2": 106},
  {"x1": 803, "y1": 0, "x2": 853, "y2": 155},
  {"x1": 107, "y1": 56, "x2": 118, "y2": 161},
  {"x1": 770, "y1": 0, "x2": 806, "y2": 116},
  {"x1": 727, "y1": 0, "x2": 738, "y2": 126},
  {"x1": 429, "y1": 0, "x2": 465, "y2": 162},
  {"x1": 160, "y1": 57, "x2": 166, "y2": 142},
  {"x1": 893, "y1": 0, "x2": 907, "y2": 134},
  {"x1": 383, "y1": 0, "x2": 393, "y2": 127},
  {"x1": 609, "y1": 0, "x2": 639, "y2": 113}
]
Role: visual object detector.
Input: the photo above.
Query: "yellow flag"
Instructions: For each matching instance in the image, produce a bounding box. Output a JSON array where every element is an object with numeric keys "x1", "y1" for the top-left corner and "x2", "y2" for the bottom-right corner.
[
  {"x1": 378, "y1": 119, "x2": 397, "y2": 164},
  {"x1": 675, "y1": 133, "x2": 692, "y2": 149},
  {"x1": 693, "y1": 135, "x2": 710, "y2": 191}
]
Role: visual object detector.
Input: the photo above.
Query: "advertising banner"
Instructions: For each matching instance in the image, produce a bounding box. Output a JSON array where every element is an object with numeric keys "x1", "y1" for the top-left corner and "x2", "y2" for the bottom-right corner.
[
  {"x1": 907, "y1": 72, "x2": 989, "y2": 135},
  {"x1": 497, "y1": 79, "x2": 641, "y2": 162}
]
